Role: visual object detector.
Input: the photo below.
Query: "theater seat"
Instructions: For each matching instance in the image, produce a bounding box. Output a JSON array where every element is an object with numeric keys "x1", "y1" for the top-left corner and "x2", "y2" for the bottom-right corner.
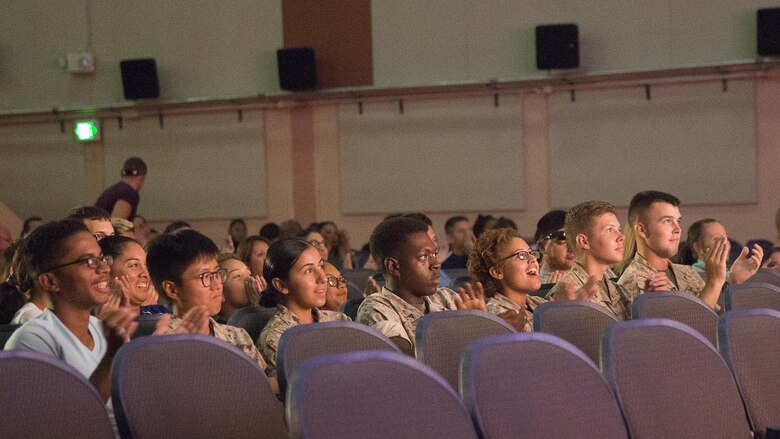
[{"x1": 631, "y1": 291, "x2": 718, "y2": 346}]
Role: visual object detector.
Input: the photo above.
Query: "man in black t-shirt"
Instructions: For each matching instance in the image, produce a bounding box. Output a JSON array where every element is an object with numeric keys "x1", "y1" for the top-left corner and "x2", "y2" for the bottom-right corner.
[{"x1": 95, "y1": 157, "x2": 146, "y2": 221}]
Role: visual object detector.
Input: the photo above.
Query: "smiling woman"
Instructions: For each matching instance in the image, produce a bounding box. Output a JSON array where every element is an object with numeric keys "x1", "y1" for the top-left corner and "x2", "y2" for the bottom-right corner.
[{"x1": 256, "y1": 238, "x2": 350, "y2": 378}]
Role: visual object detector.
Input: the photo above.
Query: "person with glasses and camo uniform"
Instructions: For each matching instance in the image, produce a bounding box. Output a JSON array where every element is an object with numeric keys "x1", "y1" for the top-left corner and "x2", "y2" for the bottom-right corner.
[
  {"x1": 256, "y1": 238, "x2": 350, "y2": 380},
  {"x1": 548, "y1": 201, "x2": 631, "y2": 320}
]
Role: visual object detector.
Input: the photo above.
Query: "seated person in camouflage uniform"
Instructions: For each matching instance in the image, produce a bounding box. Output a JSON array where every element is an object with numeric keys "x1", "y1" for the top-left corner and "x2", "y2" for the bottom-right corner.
[
  {"x1": 256, "y1": 239, "x2": 350, "y2": 378},
  {"x1": 617, "y1": 191, "x2": 752, "y2": 311},
  {"x1": 548, "y1": 201, "x2": 630, "y2": 320},
  {"x1": 355, "y1": 217, "x2": 487, "y2": 355},
  {"x1": 467, "y1": 227, "x2": 546, "y2": 332},
  {"x1": 146, "y1": 229, "x2": 276, "y2": 392}
]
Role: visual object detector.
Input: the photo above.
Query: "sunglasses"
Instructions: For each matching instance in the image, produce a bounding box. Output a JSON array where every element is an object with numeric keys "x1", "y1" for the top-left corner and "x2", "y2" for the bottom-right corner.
[{"x1": 543, "y1": 230, "x2": 567, "y2": 242}]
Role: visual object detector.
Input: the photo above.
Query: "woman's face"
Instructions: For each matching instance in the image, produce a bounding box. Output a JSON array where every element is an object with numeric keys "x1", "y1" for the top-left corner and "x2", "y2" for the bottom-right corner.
[
  {"x1": 230, "y1": 222, "x2": 248, "y2": 243},
  {"x1": 305, "y1": 231, "x2": 329, "y2": 261},
  {"x1": 322, "y1": 263, "x2": 348, "y2": 312},
  {"x1": 111, "y1": 242, "x2": 152, "y2": 306},
  {"x1": 279, "y1": 247, "x2": 327, "y2": 312},
  {"x1": 248, "y1": 240, "x2": 269, "y2": 277},
  {"x1": 493, "y1": 237, "x2": 541, "y2": 295},
  {"x1": 320, "y1": 223, "x2": 338, "y2": 246},
  {"x1": 221, "y1": 258, "x2": 252, "y2": 309}
]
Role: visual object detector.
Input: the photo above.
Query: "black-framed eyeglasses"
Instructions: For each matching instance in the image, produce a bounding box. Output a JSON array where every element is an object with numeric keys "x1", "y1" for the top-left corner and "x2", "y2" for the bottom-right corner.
[
  {"x1": 543, "y1": 230, "x2": 567, "y2": 242},
  {"x1": 44, "y1": 255, "x2": 113, "y2": 273},
  {"x1": 495, "y1": 250, "x2": 541, "y2": 265},
  {"x1": 309, "y1": 240, "x2": 326, "y2": 249},
  {"x1": 183, "y1": 268, "x2": 228, "y2": 288},
  {"x1": 326, "y1": 276, "x2": 347, "y2": 288}
]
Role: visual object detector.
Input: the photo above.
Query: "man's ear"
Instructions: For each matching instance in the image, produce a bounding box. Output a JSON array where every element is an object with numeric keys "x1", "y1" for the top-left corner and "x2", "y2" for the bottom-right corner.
[
  {"x1": 488, "y1": 265, "x2": 503, "y2": 280},
  {"x1": 271, "y1": 278, "x2": 289, "y2": 296},
  {"x1": 384, "y1": 257, "x2": 401, "y2": 277},
  {"x1": 161, "y1": 281, "x2": 179, "y2": 302},
  {"x1": 634, "y1": 222, "x2": 648, "y2": 239},
  {"x1": 38, "y1": 273, "x2": 58, "y2": 294},
  {"x1": 575, "y1": 233, "x2": 590, "y2": 251}
]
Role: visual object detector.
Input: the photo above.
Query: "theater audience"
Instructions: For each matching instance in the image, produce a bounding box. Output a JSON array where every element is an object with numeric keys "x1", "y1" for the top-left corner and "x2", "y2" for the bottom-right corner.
[
  {"x1": 320, "y1": 220, "x2": 354, "y2": 270},
  {"x1": 298, "y1": 227, "x2": 329, "y2": 262},
  {"x1": 686, "y1": 218, "x2": 764, "y2": 283},
  {"x1": 473, "y1": 214, "x2": 497, "y2": 238},
  {"x1": 132, "y1": 214, "x2": 151, "y2": 247},
  {"x1": 10, "y1": 240, "x2": 49, "y2": 324},
  {"x1": 237, "y1": 236, "x2": 270, "y2": 283},
  {"x1": 229, "y1": 218, "x2": 248, "y2": 251},
  {"x1": 162, "y1": 220, "x2": 191, "y2": 235},
  {"x1": 278, "y1": 219, "x2": 303, "y2": 240},
  {"x1": 441, "y1": 216, "x2": 474, "y2": 270},
  {"x1": 95, "y1": 157, "x2": 146, "y2": 221},
  {"x1": 549, "y1": 201, "x2": 627, "y2": 319},
  {"x1": 401, "y1": 213, "x2": 450, "y2": 287},
  {"x1": 146, "y1": 229, "x2": 271, "y2": 388},
  {"x1": 256, "y1": 238, "x2": 350, "y2": 378},
  {"x1": 20, "y1": 216, "x2": 43, "y2": 239},
  {"x1": 215, "y1": 254, "x2": 262, "y2": 323},
  {"x1": 534, "y1": 210, "x2": 574, "y2": 284},
  {"x1": 356, "y1": 217, "x2": 486, "y2": 355},
  {"x1": 98, "y1": 236, "x2": 169, "y2": 315},
  {"x1": 468, "y1": 227, "x2": 545, "y2": 332},
  {"x1": 110, "y1": 217, "x2": 134, "y2": 238},
  {"x1": 66, "y1": 206, "x2": 114, "y2": 241},
  {"x1": 492, "y1": 216, "x2": 518, "y2": 230},
  {"x1": 322, "y1": 261, "x2": 348, "y2": 312},
  {"x1": 259, "y1": 222, "x2": 281, "y2": 244}
]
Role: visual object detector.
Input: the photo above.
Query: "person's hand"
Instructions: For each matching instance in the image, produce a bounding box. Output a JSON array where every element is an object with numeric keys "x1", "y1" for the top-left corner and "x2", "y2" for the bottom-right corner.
[
  {"x1": 703, "y1": 236, "x2": 729, "y2": 286},
  {"x1": 102, "y1": 306, "x2": 139, "y2": 355},
  {"x1": 245, "y1": 275, "x2": 264, "y2": 306},
  {"x1": 219, "y1": 235, "x2": 235, "y2": 254},
  {"x1": 644, "y1": 271, "x2": 673, "y2": 292},
  {"x1": 159, "y1": 305, "x2": 210, "y2": 335},
  {"x1": 454, "y1": 282, "x2": 487, "y2": 311},
  {"x1": 548, "y1": 270, "x2": 566, "y2": 284},
  {"x1": 364, "y1": 276, "x2": 381, "y2": 297},
  {"x1": 95, "y1": 275, "x2": 133, "y2": 320},
  {"x1": 498, "y1": 309, "x2": 529, "y2": 332},
  {"x1": 729, "y1": 244, "x2": 764, "y2": 284},
  {"x1": 554, "y1": 276, "x2": 600, "y2": 301}
]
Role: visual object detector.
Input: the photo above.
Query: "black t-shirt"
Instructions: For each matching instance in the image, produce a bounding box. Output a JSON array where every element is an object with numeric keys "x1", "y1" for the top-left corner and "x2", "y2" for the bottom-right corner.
[
  {"x1": 95, "y1": 181, "x2": 140, "y2": 221},
  {"x1": 441, "y1": 252, "x2": 469, "y2": 270}
]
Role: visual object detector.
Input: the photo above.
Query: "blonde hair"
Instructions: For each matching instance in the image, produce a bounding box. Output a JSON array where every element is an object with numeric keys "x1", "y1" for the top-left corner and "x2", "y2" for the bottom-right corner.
[{"x1": 467, "y1": 227, "x2": 521, "y2": 298}]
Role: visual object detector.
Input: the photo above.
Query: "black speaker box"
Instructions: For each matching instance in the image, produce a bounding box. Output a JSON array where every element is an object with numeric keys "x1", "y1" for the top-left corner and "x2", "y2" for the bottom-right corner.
[
  {"x1": 758, "y1": 8, "x2": 780, "y2": 57},
  {"x1": 277, "y1": 48, "x2": 316, "y2": 91},
  {"x1": 120, "y1": 58, "x2": 160, "y2": 100},
  {"x1": 535, "y1": 24, "x2": 579, "y2": 70}
]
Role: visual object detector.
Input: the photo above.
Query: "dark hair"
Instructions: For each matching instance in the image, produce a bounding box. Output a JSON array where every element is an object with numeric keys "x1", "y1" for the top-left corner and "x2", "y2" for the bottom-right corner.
[
  {"x1": 146, "y1": 229, "x2": 219, "y2": 294},
  {"x1": 686, "y1": 218, "x2": 718, "y2": 257},
  {"x1": 163, "y1": 221, "x2": 192, "y2": 235},
  {"x1": 259, "y1": 222, "x2": 281, "y2": 241},
  {"x1": 259, "y1": 238, "x2": 313, "y2": 308},
  {"x1": 25, "y1": 219, "x2": 89, "y2": 281},
  {"x1": 21, "y1": 216, "x2": 43, "y2": 238},
  {"x1": 237, "y1": 235, "x2": 271, "y2": 266},
  {"x1": 98, "y1": 235, "x2": 139, "y2": 260},
  {"x1": 297, "y1": 227, "x2": 323, "y2": 240},
  {"x1": 370, "y1": 217, "x2": 429, "y2": 273},
  {"x1": 534, "y1": 210, "x2": 567, "y2": 243},
  {"x1": 0, "y1": 282, "x2": 26, "y2": 325},
  {"x1": 10, "y1": 239, "x2": 33, "y2": 293},
  {"x1": 493, "y1": 217, "x2": 518, "y2": 231},
  {"x1": 473, "y1": 214, "x2": 495, "y2": 238},
  {"x1": 622, "y1": 190, "x2": 681, "y2": 264},
  {"x1": 402, "y1": 213, "x2": 433, "y2": 227},
  {"x1": 444, "y1": 216, "x2": 469, "y2": 235},
  {"x1": 229, "y1": 219, "x2": 246, "y2": 230},
  {"x1": 66, "y1": 206, "x2": 110, "y2": 222},
  {"x1": 279, "y1": 219, "x2": 303, "y2": 240}
]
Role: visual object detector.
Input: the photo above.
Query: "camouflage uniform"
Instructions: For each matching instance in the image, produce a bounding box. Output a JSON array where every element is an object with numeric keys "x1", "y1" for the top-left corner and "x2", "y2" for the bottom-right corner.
[
  {"x1": 355, "y1": 287, "x2": 458, "y2": 351},
  {"x1": 486, "y1": 293, "x2": 546, "y2": 332},
  {"x1": 257, "y1": 304, "x2": 350, "y2": 378},
  {"x1": 618, "y1": 252, "x2": 710, "y2": 305},
  {"x1": 168, "y1": 316, "x2": 267, "y2": 370},
  {"x1": 548, "y1": 262, "x2": 633, "y2": 320}
]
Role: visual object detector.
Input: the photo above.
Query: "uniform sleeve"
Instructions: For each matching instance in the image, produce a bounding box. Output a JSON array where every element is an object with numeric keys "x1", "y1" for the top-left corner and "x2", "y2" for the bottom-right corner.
[
  {"x1": 233, "y1": 327, "x2": 267, "y2": 370},
  {"x1": 355, "y1": 298, "x2": 410, "y2": 343},
  {"x1": 258, "y1": 325, "x2": 283, "y2": 378}
]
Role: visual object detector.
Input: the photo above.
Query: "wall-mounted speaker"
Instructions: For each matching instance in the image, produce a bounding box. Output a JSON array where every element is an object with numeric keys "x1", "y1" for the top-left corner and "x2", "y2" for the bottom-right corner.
[
  {"x1": 758, "y1": 8, "x2": 780, "y2": 57},
  {"x1": 277, "y1": 48, "x2": 316, "y2": 91},
  {"x1": 120, "y1": 58, "x2": 160, "y2": 100},
  {"x1": 535, "y1": 24, "x2": 579, "y2": 70}
]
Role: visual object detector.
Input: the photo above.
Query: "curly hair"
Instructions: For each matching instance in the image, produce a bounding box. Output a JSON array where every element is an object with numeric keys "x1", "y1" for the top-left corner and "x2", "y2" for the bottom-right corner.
[{"x1": 467, "y1": 227, "x2": 521, "y2": 298}]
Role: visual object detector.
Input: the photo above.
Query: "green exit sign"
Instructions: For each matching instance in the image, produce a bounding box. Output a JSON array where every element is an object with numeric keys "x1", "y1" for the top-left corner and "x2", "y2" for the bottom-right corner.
[{"x1": 74, "y1": 120, "x2": 101, "y2": 141}]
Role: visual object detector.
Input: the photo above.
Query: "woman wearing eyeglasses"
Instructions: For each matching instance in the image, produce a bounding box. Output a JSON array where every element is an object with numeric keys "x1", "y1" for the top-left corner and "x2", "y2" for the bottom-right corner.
[
  {"x1": 256, "y1": 238, "x2": 350, "y2": 379},
  {"x1": 467, "y1": 228, "x2": 546, "y2": 332},
  {"x1": 321, "y1": 261, "x2": 348, "y2": 312}
]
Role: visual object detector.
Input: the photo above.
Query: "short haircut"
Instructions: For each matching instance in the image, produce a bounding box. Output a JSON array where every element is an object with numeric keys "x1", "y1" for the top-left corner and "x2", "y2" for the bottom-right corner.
[
  {"x1": 686, "y1": 218, "x2": 718, "y2": 248},
  {"x1": 472, "y1": 214, "x2": 495, "y2": 238},
  {"x1": 468, "y1": 227, "x2": 521, "y2": 298},
  {"x1": 66, "y1": 205, "x2": 110, "y2": 222},
  {"x1": 444, "y1": 216, "x2": 469, "y2": 235},
  {"x1": 237, "y1": 235, "x2": 270, "y2": 266},
  {"x1": 24, "y1": 219, "x2": 89, "y2": 282},
  {"x1": 627, "y1": 190, "x2": 681, "y2": 225},
  {"x1": 259, "y1": 222, "x2": 281, "y2": 241},
  {"x1": 229, "y1": 218, "x2": 246, "y2": 230},
  {"x1": 217, "y1": 253, "x2": 242, "y2": 265},
  {"x1": 146, "y1": 229, "x2": 219, "y2": 294},
  {"x1": 98, "y1": 235, "x2": 138, "y2": 260},
  {"x1": 534, "y1": 210, "x2": 567, "y2": 243},
  {"x1": 162, "y1": 221, "x2": 191, "y2": 235},
  {"x1": 370, "y1": 217, "x2": 429, "y2": 273},
  {"x1": 259, "y1": 238, "x2": 313, "y2": 308},
  {"x1": 493, "y1": 217, "x2": 517, "y2": 231},
  {"x1": 297, "y1": 227, "x2": 323, "y2": 240},
  {"x1": 770, "y1": 246, "x2": 780, "y2": 256},
  {"x1": 402, "y1": 213, "x2": 433, "y2": 227},
  {"x1": 565, "y1": 201, "x2": 616, "y2": 249}
]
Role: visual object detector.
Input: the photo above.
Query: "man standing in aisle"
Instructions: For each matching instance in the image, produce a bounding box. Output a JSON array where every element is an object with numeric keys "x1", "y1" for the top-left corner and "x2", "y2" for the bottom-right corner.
[{"x1": 96, "y1": 157, "x2": 147, "y2": 221}]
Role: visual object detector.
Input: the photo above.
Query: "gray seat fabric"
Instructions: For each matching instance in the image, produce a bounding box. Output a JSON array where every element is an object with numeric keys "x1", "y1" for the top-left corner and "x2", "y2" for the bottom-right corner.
[
  {"x1": 131, "y1": 313, "x2": 165, "y2": 339},
  {"x1": 632, "y1": 291, "x2": 719, "y2": 346},
  {"x1": 286, "y1": 351, "x2": 478, "y2": 439},
  {"x1": 341, "y1": 268, "x2": 378, "y2": 297},
  {"x1": 415, "y1": 309, "x2": 516, "y2": 390},
  {"x1": 111, "y1": 333, "x2": 285, "y2": 439},
  {"x1": 602, "y1": 319, "x2": 752, "y2": 439},
  {"x1": 226, "y1": 305, "x2": 277, "y2": 341},
  {"x1": 533, "y1": 300, "x2": 619, "y2": 366},
  {"x1": 743, "y1": 268, "x2": 780, "y2": 288},
  {"x1": 461, "y1": 332, "x2": 628, "y2": 439},
  {"x1": 277, "y1": 320, "x2": 400, "y2": 399},
  {"x1": 725, "y1": 282, "x2": 780, "y2": 312},
  {"x1": 0, "y1": 350, "x2": 115, "y2": 438},
  {"x1": 718, "y1": 309, "x2": 780, "y2": 439}
]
